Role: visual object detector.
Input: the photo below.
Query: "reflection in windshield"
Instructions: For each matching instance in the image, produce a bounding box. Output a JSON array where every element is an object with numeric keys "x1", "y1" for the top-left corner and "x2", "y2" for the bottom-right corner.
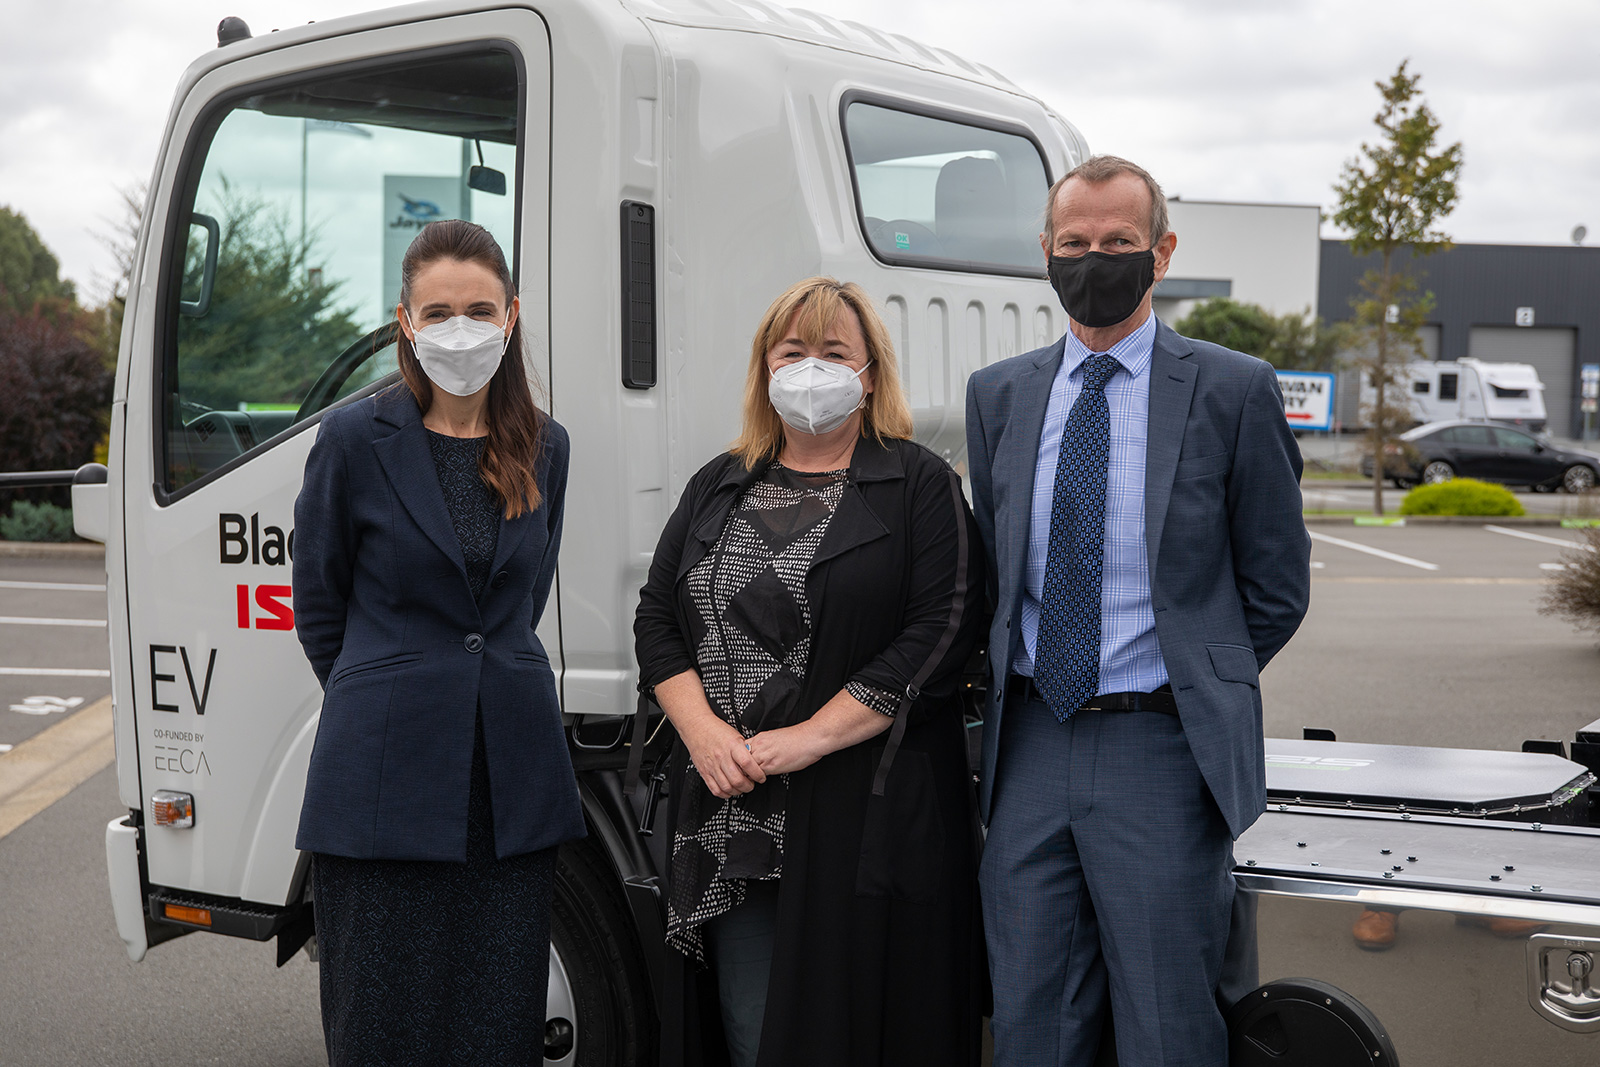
[{"x1": 164, "y1": 50, "x2": 521, "y2": 493}]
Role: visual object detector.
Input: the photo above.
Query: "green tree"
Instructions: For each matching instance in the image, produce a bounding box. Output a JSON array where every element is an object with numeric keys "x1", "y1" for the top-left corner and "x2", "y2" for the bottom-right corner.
[
  {"x1": 0, "y1": 206, "x2": 77, "y2": 315},
  {"x1": 1332, "y1": 60, "x2": 1463, "y2": 515},
  {"x1": 1174, "y1": 298, "x2": 1350, "y2": 372},
  {"x1": 1173, "y1": 298, "x2": 1276, "y2": 360},
  {"x1": 173, "y1": 181, "x2": 364, "y2": 412}
]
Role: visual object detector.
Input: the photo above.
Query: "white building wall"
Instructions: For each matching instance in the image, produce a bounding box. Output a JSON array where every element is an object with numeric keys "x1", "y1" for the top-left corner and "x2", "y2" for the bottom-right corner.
[{"x1": 1153, "y1": 199, "x2": 1322, "y2": 323}]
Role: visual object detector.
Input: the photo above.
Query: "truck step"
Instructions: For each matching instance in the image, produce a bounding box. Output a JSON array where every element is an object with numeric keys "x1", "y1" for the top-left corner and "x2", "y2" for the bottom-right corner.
[{"x1": 147, "y1": 887, "x2": 296, "y2": 941}]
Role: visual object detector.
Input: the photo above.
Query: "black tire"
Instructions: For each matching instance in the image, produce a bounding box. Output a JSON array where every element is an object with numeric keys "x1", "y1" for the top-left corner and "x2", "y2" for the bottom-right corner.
[
  {"x1": 547, "y1": 840, "x2": 656, "y2": 1066},
  {"x1": 1563, "y1": 464, "x2": 1598, "y2": 494},
  {"x1": 1422, "y1": 459, "x2": 1455, "y2": 485}
]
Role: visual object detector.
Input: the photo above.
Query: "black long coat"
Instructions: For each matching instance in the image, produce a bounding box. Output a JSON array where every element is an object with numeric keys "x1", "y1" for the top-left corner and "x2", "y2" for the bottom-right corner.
[
  {"x1": 292, "y1": 388, "x2": 585, "y2": 860},
  {"x1": 635, "y1": 434, "x2": 987, "y2": 1067}
]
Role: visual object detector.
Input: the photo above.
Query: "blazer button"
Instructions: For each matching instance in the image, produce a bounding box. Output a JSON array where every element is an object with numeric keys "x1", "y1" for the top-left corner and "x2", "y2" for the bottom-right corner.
[
  {"x1": 491, "y1": 570, "x2": 509, "y2": 590},
  {"x1": 464, "y1": 633, "x2": 484, "y2": 654}
]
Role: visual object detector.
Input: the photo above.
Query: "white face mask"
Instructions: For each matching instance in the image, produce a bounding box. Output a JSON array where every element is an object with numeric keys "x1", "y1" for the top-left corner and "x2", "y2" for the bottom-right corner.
[
  {"x1": 406, "y1": 311, "x2": 511, "y2": 397},
  {"x1": 767, "y1": 356, "x2": 872, "y2": 436}
]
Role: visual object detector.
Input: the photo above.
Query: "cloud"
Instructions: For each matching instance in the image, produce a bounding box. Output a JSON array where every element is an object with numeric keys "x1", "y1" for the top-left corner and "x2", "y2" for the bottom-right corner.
[{"x1": 6, "y1": 0, "x2": 1599, "y2": 297}]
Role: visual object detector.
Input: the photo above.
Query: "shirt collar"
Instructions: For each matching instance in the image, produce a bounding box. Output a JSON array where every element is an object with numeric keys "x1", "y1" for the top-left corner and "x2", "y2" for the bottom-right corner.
[{"x1": 1062, "y1": 312, "x2": 1157, "y2": 383}]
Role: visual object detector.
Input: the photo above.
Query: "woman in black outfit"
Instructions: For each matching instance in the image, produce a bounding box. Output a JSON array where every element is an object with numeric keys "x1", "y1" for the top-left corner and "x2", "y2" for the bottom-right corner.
[
  {"x1": 293, "y1": 220, "x2": 584, "y2": 1065},
  {"x1": 634, "y1": 277, "x2": 986, "y2": 1067}
]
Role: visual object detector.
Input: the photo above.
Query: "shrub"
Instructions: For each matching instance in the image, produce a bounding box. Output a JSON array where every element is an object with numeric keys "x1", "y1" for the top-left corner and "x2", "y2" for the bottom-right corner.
[
  {"x1": 1398, "y1": 478, "x2": 1525, "y2": 517},
  {"x1": 1541, "y1": 527, "x2": 1600, "y2": 637},
  {"x1": 0, "y1": 500, "x2": 77, "y2": 542}
]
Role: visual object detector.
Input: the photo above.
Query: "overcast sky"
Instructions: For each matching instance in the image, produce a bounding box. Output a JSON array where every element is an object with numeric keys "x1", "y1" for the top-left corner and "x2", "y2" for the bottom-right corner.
[{"x1": 4, "y1": 0, "x2": 1597, "y2": 304}]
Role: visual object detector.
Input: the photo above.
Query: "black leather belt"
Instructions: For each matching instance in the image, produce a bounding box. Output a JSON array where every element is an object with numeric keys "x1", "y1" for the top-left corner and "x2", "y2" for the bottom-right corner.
[{"x1": 1007, "y1": 673, "x2": 1177, "y2": 715}]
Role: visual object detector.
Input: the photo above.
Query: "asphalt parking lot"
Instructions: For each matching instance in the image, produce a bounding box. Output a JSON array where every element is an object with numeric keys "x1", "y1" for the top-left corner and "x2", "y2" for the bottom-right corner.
[
  {"x1": 2, "y1": 526, "x2": 1599, "y2": 1065},
  {"x1": 0, "y1": 552, "x2": 112, "y2": 755},
  {"x1": 1263, "y1": 522, "x2": 1600, "y2": 750}
]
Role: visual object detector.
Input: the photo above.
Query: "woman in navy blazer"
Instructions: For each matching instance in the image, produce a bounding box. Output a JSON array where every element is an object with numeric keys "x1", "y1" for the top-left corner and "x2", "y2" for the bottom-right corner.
[{"x1": 292, "y1": 220, "x2": 584, "y2": 1065}]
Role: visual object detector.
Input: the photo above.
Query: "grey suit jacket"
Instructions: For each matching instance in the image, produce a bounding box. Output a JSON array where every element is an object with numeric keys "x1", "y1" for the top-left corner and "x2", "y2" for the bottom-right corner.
[{"x1": 964, "y1": 319, "x2": 1311, "y2": 839}]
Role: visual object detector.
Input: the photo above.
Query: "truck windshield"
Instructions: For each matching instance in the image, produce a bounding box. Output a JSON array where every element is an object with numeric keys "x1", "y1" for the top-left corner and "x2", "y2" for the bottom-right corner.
[{"x1": 161, "y1": 49, "x2": 522, "y2": 495}]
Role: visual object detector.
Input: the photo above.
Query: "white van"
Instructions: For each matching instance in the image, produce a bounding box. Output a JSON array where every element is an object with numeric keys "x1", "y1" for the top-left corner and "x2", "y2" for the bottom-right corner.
[{"x1": 69, "y1": 1, "x2": 1600, "y2": 1062}]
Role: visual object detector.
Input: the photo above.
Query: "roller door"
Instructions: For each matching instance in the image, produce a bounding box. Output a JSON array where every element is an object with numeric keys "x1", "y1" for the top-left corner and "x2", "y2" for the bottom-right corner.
[{"x1": 1468, "y1": 327, "x2": 1577, "y2": 437}]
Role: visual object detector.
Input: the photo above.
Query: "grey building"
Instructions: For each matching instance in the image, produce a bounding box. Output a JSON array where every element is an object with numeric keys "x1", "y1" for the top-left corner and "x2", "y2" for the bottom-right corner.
[{"x1": 1319, "y1": 240, "x2": 1600, "y2": 439}]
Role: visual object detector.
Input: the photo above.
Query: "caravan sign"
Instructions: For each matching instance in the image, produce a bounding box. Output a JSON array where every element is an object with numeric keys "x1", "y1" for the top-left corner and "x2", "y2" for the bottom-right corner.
[{"x1": 1276, "y1": 371, "x2": 1335, "y2": 431}]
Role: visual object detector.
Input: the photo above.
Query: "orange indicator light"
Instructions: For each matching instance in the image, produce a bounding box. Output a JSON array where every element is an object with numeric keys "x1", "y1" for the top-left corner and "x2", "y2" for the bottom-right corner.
[{"x1": 164, "y1": 904, "x2": 212, "y2": 926}]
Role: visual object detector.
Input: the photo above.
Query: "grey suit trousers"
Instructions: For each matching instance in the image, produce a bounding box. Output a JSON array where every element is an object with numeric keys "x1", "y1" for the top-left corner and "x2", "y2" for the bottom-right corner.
[{"x1": 980, "y1": 693, "x2": 1235, "y2": 1067}]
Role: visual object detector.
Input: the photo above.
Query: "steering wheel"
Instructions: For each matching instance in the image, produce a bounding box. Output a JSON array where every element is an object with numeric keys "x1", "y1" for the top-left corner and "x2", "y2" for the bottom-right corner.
[{"x1": 295, "y1": 321, "x2": 402, "y2": 424}]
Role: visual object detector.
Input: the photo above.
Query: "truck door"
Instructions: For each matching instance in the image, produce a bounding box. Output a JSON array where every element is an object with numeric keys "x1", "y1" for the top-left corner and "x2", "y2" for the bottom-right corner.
[{"x1": 123, "y1": 11, "x2": 552, "y2": 906}]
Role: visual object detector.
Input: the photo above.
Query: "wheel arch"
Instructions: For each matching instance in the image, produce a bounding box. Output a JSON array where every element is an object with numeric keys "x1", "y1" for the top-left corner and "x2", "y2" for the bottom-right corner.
[{"x1": 573, "y1": 766, "x2": 669, "y2": 1016}]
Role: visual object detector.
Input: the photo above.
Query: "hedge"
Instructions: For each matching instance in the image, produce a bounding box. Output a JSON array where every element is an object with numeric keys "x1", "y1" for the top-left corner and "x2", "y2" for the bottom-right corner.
[{"x1": 1398, "y1": 478, "x2": 1526, "y2": 517}]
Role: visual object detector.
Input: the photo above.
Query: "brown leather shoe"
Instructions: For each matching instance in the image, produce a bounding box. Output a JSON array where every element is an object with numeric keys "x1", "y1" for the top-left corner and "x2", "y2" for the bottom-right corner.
[
  {"x1": 1454, "y1": 913, "x2": 1550, "y2": 938},
  {"x1": 1352, "y1": 908, "x2": 1400, "y2": 950},
  {"x1": 1483, "y1": 916, "x2": 1549, "y2": 938}
]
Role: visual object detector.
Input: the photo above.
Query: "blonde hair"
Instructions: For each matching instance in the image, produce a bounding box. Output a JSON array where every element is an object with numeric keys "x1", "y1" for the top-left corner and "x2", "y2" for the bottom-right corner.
[{"x1": 730, "y1": 277, "x2": 915, "y2": 467}]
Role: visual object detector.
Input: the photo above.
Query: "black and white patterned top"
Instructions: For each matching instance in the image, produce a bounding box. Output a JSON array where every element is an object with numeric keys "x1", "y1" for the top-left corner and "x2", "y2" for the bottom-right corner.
[
  {"x1": 665, "y1": 463, "x2": 898, "y2": 959},
  {"x1": 427, "y1": 431, "x2": 500, "y2": 601}
]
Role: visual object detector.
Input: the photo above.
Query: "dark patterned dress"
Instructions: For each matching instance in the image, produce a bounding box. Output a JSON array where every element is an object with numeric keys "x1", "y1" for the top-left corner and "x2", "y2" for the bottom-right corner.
[
  {"x1": 666, "y1": 464, "x2": 898, "y2": 959},
  {"x1": 312, "y1": 431, "x2": 557, "y2": 1067}
]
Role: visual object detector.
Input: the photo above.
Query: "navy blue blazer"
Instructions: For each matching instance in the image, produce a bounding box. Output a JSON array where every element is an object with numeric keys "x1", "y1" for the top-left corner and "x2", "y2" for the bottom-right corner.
[
  {"x1": 966, "y1": 320, "x2": 1311, "y2": 839},
  {"x1": 292, "y1": 387, "x2": 585, "y2": 861}
]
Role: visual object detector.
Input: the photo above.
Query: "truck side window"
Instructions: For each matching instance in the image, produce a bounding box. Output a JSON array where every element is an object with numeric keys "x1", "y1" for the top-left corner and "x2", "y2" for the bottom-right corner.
[
  {"x1": 1413, "y1": 380, "x2": 1430, "y2": 394},
  {"x1": 843, "y1": 101, "x2": 1050, "y2": 275},
  {"x1": 1438, "y1": 373, "x2": 1458, "y2": 401},
  {"x1": 160, "y1": 49, "x2": 522, "y2": 496}
]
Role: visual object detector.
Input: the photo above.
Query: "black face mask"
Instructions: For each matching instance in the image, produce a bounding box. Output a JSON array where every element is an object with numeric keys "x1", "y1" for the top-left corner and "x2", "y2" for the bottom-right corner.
[{"x1": 1047, "y1": 249, "x2": 1157, "y2": 329}]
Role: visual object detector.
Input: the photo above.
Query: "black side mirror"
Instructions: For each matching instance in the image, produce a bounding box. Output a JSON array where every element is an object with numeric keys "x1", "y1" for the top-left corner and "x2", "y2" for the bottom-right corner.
[{"x1": 468, "y1": 165, "x2": 506, "y2": 196}]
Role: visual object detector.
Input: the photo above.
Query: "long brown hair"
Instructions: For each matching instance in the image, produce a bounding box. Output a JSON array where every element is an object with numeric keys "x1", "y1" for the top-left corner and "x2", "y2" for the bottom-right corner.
[
  {"x1": 396, "y1": 220, "x2": 545, "y2": 518},
  {"x1": 730, "y1": 277, "x2": 915, "y2": 468}
]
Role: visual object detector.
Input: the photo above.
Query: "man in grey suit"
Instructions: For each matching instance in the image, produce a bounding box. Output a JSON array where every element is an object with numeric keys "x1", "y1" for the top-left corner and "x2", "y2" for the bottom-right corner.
[{"x1": 965, "y1": 155, "x2": 1311, "y2": 1066}]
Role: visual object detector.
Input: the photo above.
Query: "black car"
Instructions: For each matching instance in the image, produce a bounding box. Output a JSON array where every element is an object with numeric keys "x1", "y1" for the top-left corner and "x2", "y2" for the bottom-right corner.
[{"x1": 1361, "y1": 419, "x2": 1600, "y2": 492}]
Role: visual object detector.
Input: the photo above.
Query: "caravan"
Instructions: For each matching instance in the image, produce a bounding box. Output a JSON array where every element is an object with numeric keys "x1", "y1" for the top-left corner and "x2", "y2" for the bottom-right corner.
[{"x1": 1364, "y1": 358, "x2": 1549, "y2": 431}]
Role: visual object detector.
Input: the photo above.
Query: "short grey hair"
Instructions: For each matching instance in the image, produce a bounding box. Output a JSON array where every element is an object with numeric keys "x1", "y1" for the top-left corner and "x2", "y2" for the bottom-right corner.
[{"x1": 1043, "y1": 155, "x2": 1169, "y2": 248}]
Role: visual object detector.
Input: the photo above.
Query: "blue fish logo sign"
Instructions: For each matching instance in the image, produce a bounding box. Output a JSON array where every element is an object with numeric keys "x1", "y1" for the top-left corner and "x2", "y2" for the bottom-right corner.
[{"x1": 389, "y1": 193, "x2": 446, "y2": 230}]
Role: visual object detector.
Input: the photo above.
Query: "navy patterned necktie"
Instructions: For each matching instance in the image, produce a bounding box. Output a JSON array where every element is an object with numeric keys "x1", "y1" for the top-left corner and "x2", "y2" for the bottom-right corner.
[{"x1": 1035, "y1": 352, "x2": 1121, "y2": 722}]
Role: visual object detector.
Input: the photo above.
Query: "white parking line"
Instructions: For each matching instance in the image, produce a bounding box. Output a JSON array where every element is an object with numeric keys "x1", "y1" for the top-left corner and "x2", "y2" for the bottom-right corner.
[
  {"x1": 1308, "y1": 532, "x2": 1441, "y2": 571},
  {"x1": 1484, "y1": 525, "x2": 1595, "y2": 552},
  {"x1": 0, "y1": 616, "x2": 107, "y2": 627},
  {"x1": 0, "y1": 668, "x2": 111, "y2": 677},
  {"x1": 0, "y1": 580, "x2": 106, "y2": 592}
]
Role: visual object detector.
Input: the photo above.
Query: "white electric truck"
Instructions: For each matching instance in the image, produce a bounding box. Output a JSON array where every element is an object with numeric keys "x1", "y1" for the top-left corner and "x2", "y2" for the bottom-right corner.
[{"x1": 69, "y1": 1, "x2": 1600, "y2": 1064}]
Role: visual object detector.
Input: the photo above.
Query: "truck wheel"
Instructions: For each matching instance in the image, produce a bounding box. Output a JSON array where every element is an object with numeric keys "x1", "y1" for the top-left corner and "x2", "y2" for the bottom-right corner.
[{"x1": 547, "y1": 840, "x2": 656, "y2": 1065}]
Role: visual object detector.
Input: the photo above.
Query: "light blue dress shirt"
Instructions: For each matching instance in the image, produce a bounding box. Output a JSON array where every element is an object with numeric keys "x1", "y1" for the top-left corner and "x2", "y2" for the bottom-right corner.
[{"x1": 1013, "y1": 313, "x2": 1169, "y2": 696}]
